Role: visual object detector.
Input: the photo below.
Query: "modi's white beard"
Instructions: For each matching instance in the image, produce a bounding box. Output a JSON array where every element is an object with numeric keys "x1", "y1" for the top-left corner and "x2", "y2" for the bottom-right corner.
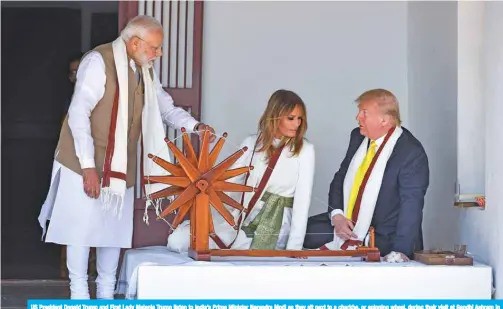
[{"x1": 138, "y1": 54, "x2": 154, "y2": 67}]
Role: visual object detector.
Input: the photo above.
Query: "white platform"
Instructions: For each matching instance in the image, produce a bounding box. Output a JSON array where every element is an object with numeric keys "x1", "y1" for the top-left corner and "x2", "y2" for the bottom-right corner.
[{"x1": 116, "y1": 246, "x2": 493, "y2": 300}]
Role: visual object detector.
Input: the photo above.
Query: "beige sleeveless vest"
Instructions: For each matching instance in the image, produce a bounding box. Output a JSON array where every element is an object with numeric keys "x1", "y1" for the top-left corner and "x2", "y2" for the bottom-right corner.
[{"x1": 55, "y1": 42, "x2": 150, "y2": 188}]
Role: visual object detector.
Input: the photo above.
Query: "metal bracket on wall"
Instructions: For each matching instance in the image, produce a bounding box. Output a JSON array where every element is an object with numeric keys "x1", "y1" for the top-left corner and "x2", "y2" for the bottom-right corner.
[{"x1": 454, "y1": 182, "x2": 485, "y2": 210}]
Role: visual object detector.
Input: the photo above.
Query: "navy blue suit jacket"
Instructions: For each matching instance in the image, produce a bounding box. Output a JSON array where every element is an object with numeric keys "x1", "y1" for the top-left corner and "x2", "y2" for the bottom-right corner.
[{"x1": 328, "y1": 127, "x2": 429, "y2": 258}]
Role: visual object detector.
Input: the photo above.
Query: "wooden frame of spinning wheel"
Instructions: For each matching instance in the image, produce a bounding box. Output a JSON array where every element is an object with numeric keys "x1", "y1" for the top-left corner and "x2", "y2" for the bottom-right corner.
[{"x1": 145, "y1": 128, "x2": 381, "y2": 262}]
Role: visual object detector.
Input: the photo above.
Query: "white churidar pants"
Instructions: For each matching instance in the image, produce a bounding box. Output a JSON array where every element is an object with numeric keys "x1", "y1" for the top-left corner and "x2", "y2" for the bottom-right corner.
[
  {"x1": 38, "y1": 161, "x2": 134, "y2": 299},
  {"x1": 67, "y1": 246, "x2": 121, "y2": 299}
]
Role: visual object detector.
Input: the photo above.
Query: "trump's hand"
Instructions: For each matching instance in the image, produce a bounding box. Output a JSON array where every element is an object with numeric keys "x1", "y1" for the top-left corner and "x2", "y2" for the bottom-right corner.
[
  {"x1": 195, "y1": 123, "x2": 216, "y2": 143},
  {"x1": 332, "y1": 214, "x2": 357, "y2": 240}
]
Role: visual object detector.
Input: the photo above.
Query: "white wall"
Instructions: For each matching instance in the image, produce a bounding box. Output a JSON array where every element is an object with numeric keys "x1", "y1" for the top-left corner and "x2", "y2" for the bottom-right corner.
[
  {"x1": 201, "y1": 1, "x2": 408, "y2": 215},
  {"x1": 457, "y1": 1, "x2": 503, "y2": 298},
  {"x1": 482, "y1": 4, "x2": 503, "y2": 297},
  {"x1": 483, "y1": 3, "x2": 503, "y2": 297},
  {"x1": 457, "y1": 2, "x2": 485, "y2": 197},
  {"x1": 406, "y1": 1, "x2": 459, "y2": 251}
]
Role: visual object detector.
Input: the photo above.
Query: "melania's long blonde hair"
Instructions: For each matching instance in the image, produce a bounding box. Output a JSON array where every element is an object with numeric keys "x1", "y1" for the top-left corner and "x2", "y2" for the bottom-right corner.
[{"x1": 256, "y1": 89, "x2": 308, "y2": 161}]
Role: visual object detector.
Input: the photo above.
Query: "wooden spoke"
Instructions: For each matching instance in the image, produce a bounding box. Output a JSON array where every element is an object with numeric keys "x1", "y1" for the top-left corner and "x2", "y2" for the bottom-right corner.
[
  {"x1": 165, "y1": 138, "x2": 201, "y2": 181},
  {"x1": 208, "y1": 211, "x2": 216, "y2": 235},
  {"x1": 171, "y1": 201, "x2": 193, "y2": 229},
  {"x1": 149, "y1": 186, "x2": 185, "y2": 201},
  {"x1": 147, "y1": 154, "x2": 185, "y2": 176},
  {"x1": 198, "y1": 130, "x2": 210, "y2": 173},
  {"x1": 203, "y1": 147, "x2": 249, "y2": 182},
  {"x1": 216, "y1": 191, "x2": 244, "y2": 211},
  {"x1": 145, "y1": 176, "x2": 191, "y2": 187},
  {"x1": 190, "y1": 201, "x2": 197, "y2": 248},
  {"x1": 207, "y1": 187, "x2": 235, "y2": 227},
  {"x1": 181, "y1": 127, "x2": 198, "y2": 167},
  {"x1": 217, "y1": 166, "x2": 252, "y2": 181},
  {"x1": 142, "y1": 177, "x2": 164, "y2": 185},
  {"x1": 213, "y1": 181, "x2": 255, "y2": 193},
  {"x1": 160, "y1": 184, "x2": 199, "y2": 217},
  {"x1": 209, "y1": 133, "x2": 227, "y2": 167}
]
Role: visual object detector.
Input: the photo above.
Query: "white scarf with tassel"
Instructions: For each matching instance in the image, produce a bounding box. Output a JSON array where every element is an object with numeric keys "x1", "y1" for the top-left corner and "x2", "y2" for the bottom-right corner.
[
  {"x1": 322, "y1": 126, "x2": 403, "y2": 250},
  {"x1": 100, "y1": 37, "x2": 172, "y2": 217}
]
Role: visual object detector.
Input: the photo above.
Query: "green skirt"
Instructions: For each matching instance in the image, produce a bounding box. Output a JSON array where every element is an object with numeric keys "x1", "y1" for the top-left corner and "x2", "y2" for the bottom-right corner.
[{"x1": 241, "y1": 191, "x2": 294, "y2": 250}]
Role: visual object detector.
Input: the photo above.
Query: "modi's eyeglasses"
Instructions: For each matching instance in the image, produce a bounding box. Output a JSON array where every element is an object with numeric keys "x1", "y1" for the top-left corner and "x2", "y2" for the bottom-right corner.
[{"x1": 137, "y1": 36, "x2": 162, "y2": 54}]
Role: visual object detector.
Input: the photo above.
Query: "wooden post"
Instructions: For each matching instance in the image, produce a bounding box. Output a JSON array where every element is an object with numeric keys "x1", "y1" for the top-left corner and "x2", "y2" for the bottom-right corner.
[{"x1": 188, "y1": 180, "x2": 211, "y2": 260}]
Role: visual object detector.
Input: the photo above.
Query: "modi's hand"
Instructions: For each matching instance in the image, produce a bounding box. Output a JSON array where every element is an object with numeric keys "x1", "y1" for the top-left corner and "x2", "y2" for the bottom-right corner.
[
  {"x1": 195, "y1": 123, "x2": 216, "y2": 143},
  {"x1": 384, "y1": 251, "x2": 409, "y2": 263},
  {"x1": 82, "y1": 168, "x2": 100, "y2": 199},
  {"x1": 332, "y1": 214, "x2": 357, "y2": 240}
]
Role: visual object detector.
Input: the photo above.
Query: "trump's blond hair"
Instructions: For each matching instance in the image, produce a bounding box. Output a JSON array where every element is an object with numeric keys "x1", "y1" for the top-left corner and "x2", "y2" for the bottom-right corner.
[{"x1": 355, "y1": 88, "x2": 402, "y2": 126}]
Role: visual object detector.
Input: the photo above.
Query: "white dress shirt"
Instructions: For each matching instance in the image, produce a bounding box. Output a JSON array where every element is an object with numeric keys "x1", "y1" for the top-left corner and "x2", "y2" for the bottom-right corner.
[
  {"x1": 330, "y1": 133, "x2": 386, "y2": 222},
  {"x1": 67, "y1": 51, "x2": 199, "y2": 170}
]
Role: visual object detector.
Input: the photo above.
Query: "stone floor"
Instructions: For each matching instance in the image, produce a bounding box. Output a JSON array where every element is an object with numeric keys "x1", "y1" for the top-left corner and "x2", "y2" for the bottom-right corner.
[
  {"x1": 1, "y1": 280, "x2": 125, "y2": 308},
  {"x1": 1, "y1": 280, "x2": 72, "y2": 309}
]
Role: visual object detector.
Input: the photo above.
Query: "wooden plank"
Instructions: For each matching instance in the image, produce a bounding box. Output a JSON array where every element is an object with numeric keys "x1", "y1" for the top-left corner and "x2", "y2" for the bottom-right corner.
[{"x1": 209, "y1": 248, "x2": 379, "y2": 258}]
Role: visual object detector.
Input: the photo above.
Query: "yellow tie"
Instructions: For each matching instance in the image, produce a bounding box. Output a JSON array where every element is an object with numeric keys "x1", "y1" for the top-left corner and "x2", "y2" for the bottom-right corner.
[{"x1": 347, "y1": 140, "x2": 377, "y2": 219}]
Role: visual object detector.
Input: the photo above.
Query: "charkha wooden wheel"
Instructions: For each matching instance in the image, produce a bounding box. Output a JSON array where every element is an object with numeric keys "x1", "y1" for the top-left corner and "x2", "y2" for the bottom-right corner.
[
  {"x1": 144, "y1": 128, "x2": 254, "y2": 259},
  {"x1": 145, "y1": 128, "x2": 381, "y2": 262}
]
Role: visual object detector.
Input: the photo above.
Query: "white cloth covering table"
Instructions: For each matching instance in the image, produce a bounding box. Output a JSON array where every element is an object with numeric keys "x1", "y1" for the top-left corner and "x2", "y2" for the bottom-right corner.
[{"x1": 116, "y1": 246, "x2": 493, "y2": 299}]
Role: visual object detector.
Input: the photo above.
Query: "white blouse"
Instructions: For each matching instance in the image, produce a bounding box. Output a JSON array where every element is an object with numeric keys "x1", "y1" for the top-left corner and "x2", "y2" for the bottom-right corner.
[{"x1": 224, "y1": 134, "x2": 316, "y2": 250}]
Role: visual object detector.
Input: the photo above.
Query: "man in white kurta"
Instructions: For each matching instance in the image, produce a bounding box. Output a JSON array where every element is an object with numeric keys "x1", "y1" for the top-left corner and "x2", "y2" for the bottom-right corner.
[{"x1": 38, "y1": 16, "x2": 214, "y2": 299}]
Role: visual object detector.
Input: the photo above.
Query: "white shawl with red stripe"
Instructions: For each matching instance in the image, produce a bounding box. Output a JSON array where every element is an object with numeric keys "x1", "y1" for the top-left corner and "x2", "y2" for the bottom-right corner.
[
  {"x1": 322, "y1": 126, "x2": 403, "y2": 250},
  {"x1": 100, "y1": 37, "x2": 171, "y2": 216}
]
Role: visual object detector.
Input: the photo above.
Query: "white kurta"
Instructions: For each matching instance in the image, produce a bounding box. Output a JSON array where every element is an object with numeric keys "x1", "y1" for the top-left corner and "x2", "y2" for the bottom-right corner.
[
  {"x1": 167, "y1": 134, "x2": 315, "y2": 252},
  {"x1": 38, "y1": 51, "x2": 199, "y2": 248}
]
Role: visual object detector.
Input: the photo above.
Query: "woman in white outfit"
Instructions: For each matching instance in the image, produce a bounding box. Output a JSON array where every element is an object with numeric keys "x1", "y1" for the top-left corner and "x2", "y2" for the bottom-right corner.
[{"x1": 167, "y1": 89, "x2": 315, "y2": 252}]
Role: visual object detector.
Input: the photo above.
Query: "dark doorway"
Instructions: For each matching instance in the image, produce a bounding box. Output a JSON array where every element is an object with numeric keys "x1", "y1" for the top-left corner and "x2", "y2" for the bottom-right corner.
[
  {"x1": 1, "y1": 6, "x2": 82, "y2": 279},
  {"x1": 91, "y1": 12, "x2": 119, "y2": 49}
]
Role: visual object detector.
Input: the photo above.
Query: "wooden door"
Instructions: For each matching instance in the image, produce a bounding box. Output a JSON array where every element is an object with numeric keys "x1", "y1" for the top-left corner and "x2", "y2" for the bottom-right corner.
[{"x1": 118, "y1": 0, "x2": 204, "y2": 248}]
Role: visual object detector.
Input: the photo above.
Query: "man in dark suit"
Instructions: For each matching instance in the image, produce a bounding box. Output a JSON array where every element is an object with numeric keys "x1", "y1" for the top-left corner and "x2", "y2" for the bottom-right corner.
[{"x1": 303, "y1": 89, "x2": 429, "y2": 261}]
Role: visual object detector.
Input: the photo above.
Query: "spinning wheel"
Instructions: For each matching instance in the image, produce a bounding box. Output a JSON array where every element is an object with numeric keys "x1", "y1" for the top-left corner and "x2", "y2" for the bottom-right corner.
[
  {"x1": 145, "y1": 128, "x2": 253, "y2": 259},
  {"x1": 145, "y1": 128, "x2": 381, "y2": 262}
]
